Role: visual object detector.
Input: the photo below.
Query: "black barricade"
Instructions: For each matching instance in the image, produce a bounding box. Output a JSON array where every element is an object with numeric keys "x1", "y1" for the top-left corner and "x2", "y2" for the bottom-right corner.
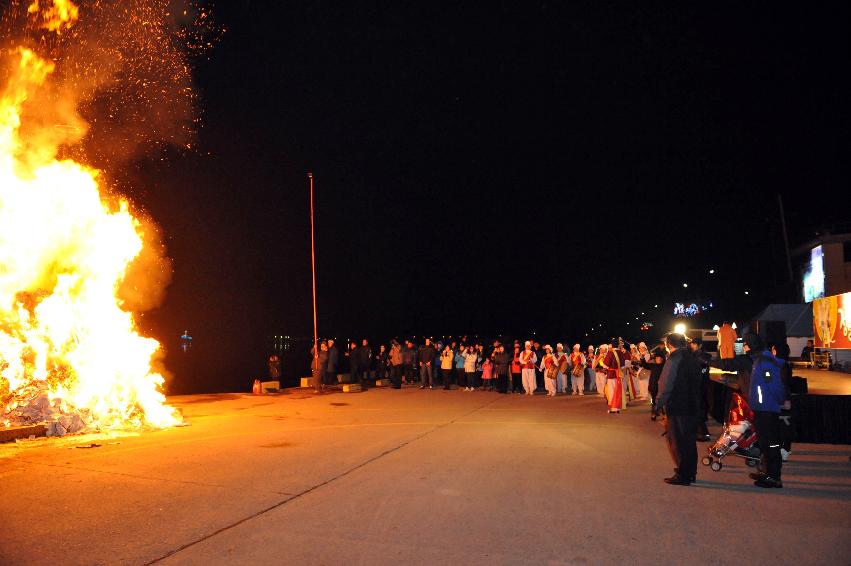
[{"x1": 707, "y1": 379, "x2": 851, "y2": 444}]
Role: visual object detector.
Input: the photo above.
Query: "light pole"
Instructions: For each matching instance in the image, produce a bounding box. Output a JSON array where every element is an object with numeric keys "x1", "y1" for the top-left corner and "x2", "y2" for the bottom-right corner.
[{"x1": 309, "y1": 172, "x2": 318, "y2": 376}]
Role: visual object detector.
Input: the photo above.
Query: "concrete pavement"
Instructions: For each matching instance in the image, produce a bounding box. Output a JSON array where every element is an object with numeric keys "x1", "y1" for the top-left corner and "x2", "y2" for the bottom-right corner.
[{"x1": 1, "y1": 387, "x2": 849, "y2": 565}]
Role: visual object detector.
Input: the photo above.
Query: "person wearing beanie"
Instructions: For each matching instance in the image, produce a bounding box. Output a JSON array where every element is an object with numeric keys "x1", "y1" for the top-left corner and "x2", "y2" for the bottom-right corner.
[{"x1": 711, "y1": 333, "x2": 786, "y2": 488}]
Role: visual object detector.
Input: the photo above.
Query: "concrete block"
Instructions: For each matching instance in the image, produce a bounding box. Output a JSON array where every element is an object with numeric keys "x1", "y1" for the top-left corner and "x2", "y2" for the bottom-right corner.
[
  {"x1": 375, "y1": 379, "x2": 391, "y2": 387},
  {"x1": 300, "y1": 377, "x2": 312, "y2": 388},
  {"x1": 0, "y1": 424, "x2": 46, "y2": 443},
  {"x1": 342, "y1": 383, "x2": 362, "y2": 393},
  {"x1": 261, "y1": 380, "x2": 280, "y2": 393}
]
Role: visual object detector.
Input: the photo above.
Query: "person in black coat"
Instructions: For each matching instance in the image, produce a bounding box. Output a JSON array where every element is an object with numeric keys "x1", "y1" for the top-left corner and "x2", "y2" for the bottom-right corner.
[
  {"x1": 346, "y1": 342, "x2": 359, "y2": 385},
  {"x1": 493, "y1": 344, "x2": 511, "y2": 393},
  {"x1": 640, "y1": 350, "x2": 666, "y2": 420},
  {"x1": 417, "y1": 338, "x2": 437, "y2": 388},
  {"x1": 689, "y1": 338, "x2": 712, "y2": 442},
  {"x1": 374, "y1": 344, "x2": 388, "y2": 380},
  {"x1": 356, "y1": 339, "x2": 372, "y2": 389},
  {"x1": 657, "y1": 333, "x2": 703, "y2": 486},
  {"x1": 325, "y1": 339, "x2": 339, "y2": 385}
]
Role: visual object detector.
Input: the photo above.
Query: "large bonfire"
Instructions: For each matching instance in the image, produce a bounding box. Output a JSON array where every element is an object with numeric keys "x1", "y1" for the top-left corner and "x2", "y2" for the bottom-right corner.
[{"x1": 0, "y1": 1, "x2": 215, "y2": 435}]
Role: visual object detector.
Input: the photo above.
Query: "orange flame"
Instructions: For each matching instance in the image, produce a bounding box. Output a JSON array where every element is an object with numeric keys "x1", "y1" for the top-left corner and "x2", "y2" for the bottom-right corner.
[
  {"x1": 0, "y1": 43, "x2": 179, "y2": 431},
  {"x1": 27, "y1": 0, "x2": 79, "y2": 33}
]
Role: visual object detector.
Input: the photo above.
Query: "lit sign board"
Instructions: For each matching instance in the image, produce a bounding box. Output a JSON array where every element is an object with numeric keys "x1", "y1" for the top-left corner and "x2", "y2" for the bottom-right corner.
[
  {"x1": 673, "y1": 301, "x2": 714, "y2": 318},
  {"x1": 803, "y1": 245, "x2": 825, "y2": 303}
]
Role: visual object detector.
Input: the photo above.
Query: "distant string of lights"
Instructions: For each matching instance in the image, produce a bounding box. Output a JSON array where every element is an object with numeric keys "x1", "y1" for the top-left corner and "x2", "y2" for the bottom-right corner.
[{"x1": 580, "y1": 267, "x2": 754, "y2": 339}]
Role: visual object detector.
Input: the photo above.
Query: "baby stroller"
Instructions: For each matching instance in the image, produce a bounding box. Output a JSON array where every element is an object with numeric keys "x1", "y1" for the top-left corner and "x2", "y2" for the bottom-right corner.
[{"x1": 701, "y1": 393, "x2": 761, "y2": 472}]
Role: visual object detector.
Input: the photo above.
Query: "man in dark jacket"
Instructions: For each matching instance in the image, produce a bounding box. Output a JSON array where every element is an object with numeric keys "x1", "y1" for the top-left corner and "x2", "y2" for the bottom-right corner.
[
  {"x1": 710, "y1": 336, "x2": 754, "y2": 403},
  {"x1": 356, "y1": 339, "x2": 372, "y2": 389},
  {"x1": 401, "y1": 341, "x2": 416, "y2": 384},
  {"x1": 689, "y1": 338, "x2": 712, "y2": 442},
  {"x1": 346, "y1": 342, "x2": 359, "y2": 386},
  {"x1": 310, "y1": 341, "x2": 329, "y2": 393},
  {"x1": 417, "y1": 338, "x2": 437, "y2": 389},
  {"x1": 325, "y1": 339, "x2": 339, "y2": 385},
  {"x1": 657, "y1": 333, "x2": 703, "y2": 486},
  {"x1": 493, "y1": 344, "x2": 511, "y2": 393},
  {"x1": 640, "y1": 350, "x2": 666, "y2": 420}
]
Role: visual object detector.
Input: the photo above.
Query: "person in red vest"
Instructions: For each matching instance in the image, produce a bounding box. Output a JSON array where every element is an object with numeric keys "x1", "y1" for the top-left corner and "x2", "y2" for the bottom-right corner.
[
  {"x1": 540, "y1": 345, "x2": 557, "y2": 396},
  {"x1": 519, "y1": 341, "x2": 538, "y2": 395},
  {"x1": 569, "y1": 344, "x2": 586, "y2": 395},
  {"x1": 602, "y1": 340, "x2": 625, "y2": 413},
  {"x1": 554, "y1": 343, "x2": 569, "y2": 394}
]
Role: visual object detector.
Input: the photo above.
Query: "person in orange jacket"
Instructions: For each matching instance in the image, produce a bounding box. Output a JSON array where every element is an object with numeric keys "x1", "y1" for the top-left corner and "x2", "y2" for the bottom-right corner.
[{"x1": 718, "y1": 322, "x2": 737, "y2": 359}]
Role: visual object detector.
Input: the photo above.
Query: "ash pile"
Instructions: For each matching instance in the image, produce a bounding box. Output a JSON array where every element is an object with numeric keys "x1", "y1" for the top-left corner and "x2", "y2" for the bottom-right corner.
[{"x1": 2, "y1": 382, "x2": 89, "y2": 437}]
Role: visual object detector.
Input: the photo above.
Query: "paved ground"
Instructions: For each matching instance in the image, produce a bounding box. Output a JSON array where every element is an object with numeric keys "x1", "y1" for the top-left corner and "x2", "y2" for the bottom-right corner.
[{"x1": 1, "y1": 386, "x2": 849, "y2": 566}]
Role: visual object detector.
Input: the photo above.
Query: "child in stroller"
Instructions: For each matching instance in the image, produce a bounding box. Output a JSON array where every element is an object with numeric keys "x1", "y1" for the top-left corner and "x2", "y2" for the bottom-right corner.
[{"x1": 701, "y1": 392, "x2": 761, "y2": 471}]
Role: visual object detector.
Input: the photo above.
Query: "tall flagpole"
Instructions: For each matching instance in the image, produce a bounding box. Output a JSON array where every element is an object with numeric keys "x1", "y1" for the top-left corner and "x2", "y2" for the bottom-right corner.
[{"x1": 309, "y1": 172, "x2": 318, "y2": 376}]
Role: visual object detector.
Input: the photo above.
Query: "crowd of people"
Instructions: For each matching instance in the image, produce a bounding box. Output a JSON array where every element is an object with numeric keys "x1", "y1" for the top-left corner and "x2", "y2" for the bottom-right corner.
[
  {"x1": 308, "y1": 336, "x2": 696, "y2": 414},
  {"x1": 306, "y1": 330, "x2": 794, "y2": 491}
]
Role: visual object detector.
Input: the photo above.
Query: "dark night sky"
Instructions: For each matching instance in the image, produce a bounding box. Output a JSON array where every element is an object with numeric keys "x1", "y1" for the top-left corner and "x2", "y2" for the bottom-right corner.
[{"x1": 128, "y1": 3, "x2": 848, "y2": 392}]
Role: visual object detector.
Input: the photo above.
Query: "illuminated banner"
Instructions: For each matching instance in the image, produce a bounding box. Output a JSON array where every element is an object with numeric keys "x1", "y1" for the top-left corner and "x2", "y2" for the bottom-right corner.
[
  {"x1": 814, "y1": 292, "x2": 851, "y2": 349},
  {"x1": 673, "y1": 301, "x2": 714, "y2": 318},
  {"x1": 803, "y1": 245, "x2": 826, "y2": 303}
]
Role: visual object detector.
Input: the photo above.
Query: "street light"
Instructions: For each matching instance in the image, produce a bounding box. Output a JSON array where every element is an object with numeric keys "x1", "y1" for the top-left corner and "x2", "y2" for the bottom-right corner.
[{"x1": 674, "y1": 323, "x2": 687, "y2": 335}]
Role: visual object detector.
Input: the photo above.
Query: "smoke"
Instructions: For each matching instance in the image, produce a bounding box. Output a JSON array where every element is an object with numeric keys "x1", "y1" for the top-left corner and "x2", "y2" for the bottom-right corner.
[
  {"x1": 1, "y1": 0, "x2": 220, "y2": 311},
  {"x1": 2, "y1": 0, "x2": 221, "y2": 169},
  {"x1": 117, "y1": 211, "x2": 174, "y2": 312}
]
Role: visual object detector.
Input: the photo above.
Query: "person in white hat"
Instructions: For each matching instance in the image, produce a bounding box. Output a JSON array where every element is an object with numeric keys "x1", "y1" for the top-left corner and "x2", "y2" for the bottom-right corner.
[
  {"x1": 570, "y1": 344, "x2": 586, "y2": 395},
  {"x1": 519, "y1": 341, "x2": 538, "y2": 395},
  {"x1": 555, "y1": 343, "x2": 569, "y2": 394},
  {"x1": 540, "y1": 345, "x2": 557, "y2": 396}
]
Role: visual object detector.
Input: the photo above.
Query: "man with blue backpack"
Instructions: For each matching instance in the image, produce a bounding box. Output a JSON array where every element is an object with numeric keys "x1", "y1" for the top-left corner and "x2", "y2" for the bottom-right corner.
[{"x1": 711, "y1": 333, "x2": 786, "y2": 488}]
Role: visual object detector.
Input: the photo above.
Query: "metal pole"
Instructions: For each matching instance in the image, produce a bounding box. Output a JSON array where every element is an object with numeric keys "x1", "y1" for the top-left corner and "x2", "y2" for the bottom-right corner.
[
  {"x1": 778, "y1": 194, "x2": 794, "y2": 283},
  {"x1": 309, "y1": 172, "x2": 318, "y2": 373}
]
